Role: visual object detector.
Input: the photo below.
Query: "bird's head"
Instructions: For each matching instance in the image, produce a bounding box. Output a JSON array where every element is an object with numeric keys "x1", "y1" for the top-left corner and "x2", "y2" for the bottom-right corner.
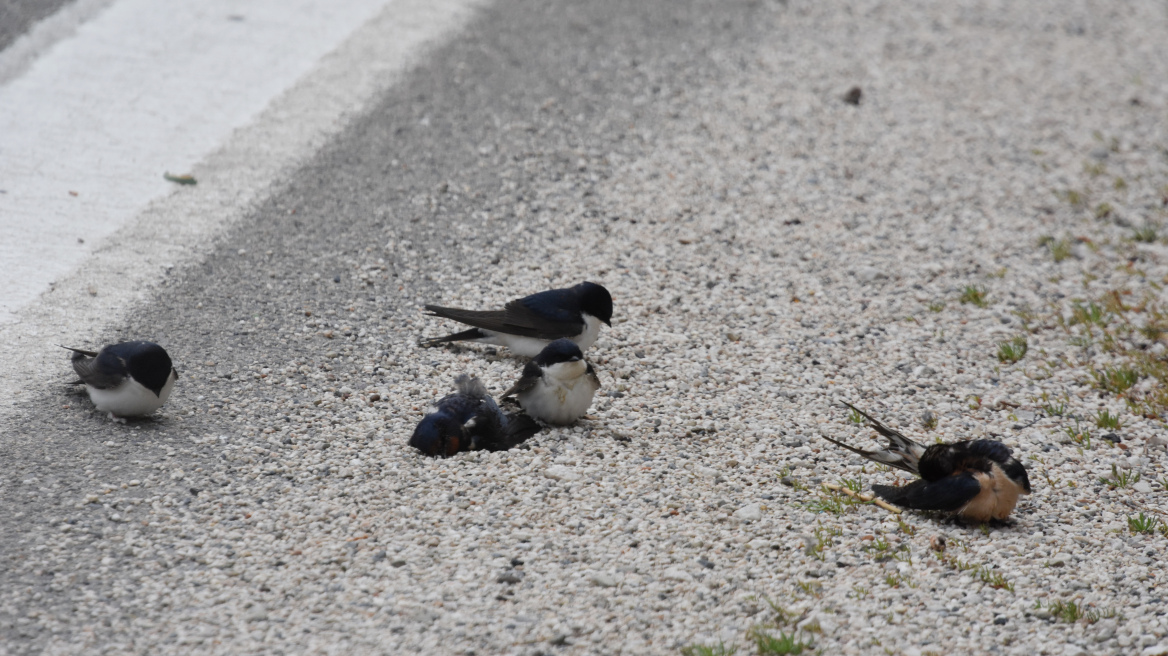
[
  {"x1": 409, "y1": 414, "x2": 464, "y2": 458},
  {"x1": 577, "y1": 281, "x2": 613, "y2": 326}
]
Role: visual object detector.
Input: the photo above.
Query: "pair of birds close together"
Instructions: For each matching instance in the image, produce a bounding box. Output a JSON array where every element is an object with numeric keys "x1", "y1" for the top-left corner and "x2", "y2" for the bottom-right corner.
[
  {"x1": 63, "y1": 280, "x2": 1031, "y2": 520},
  {"x1": 408, "y1": 281, "x2": 612, "y2": 458}
]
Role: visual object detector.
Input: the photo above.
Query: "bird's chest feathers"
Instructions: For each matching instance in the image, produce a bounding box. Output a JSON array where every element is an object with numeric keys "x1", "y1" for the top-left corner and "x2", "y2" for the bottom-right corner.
[
  {"x1": 543, "y1": 360, "x2": 588, "y2": 397},
  {"x1": 961, "y1": 463, "x2": 1025, "y2": 522}
]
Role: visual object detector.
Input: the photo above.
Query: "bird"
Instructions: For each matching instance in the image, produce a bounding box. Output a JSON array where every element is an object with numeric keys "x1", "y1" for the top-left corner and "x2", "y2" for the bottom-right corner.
[
  {"x1": 409, "y1": 374, "x2": 540, "y2": 458},
  {"x1": 821, "y1": 403, "x2": 1031, "y2": 522},
  {"x1": 62, "y1": 341, "x2": 178, "y2": 421},
  {"x1": 501, "y1": 339, "x2": 601, "y2": 425},
  {"x1": 421, "y1": 281, "x2": 613, "y2": 357}
]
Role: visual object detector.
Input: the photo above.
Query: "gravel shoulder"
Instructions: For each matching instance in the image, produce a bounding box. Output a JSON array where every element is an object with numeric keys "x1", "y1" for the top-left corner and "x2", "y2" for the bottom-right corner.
[{"x1": 3, "y1": 1, "x2": 1168, "y2": 655}]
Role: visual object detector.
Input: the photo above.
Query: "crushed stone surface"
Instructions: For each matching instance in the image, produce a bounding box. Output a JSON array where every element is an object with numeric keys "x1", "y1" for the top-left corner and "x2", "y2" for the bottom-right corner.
[{"x1": 2, "y1": 0, "x2": 1168, "y2": 654}]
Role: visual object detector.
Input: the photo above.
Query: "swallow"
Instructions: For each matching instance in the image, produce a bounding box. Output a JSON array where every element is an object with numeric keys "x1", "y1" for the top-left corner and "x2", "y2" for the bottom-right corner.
[
  {"x1": 62, "y1": 342, "x2": 178, "y2": 421},
  {"x1": 410, "y1": 374, "x2": 541, "y2": 458},
  {"x1": 502, "y1": 339, "x2": 601, "y2": 425},
  {"x1": 421, "y1": 281, "x2": 613, "y2": 357},
  {"x1": 821, "y1": 403, "x2": 1032, "y2": 522}
]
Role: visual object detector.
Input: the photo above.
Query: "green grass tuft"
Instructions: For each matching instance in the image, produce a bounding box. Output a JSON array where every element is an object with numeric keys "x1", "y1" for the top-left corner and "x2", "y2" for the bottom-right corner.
[
  {"x1": 960, "y1": 285, "x2": 988, "y2": 308},
  {"x1": 997, "y1": 336, "x2": 1028, "y2": 364},
  {"x1": 681, "y1": 643, "x2": 738, "y2": 656},
  {"x1": 1095, "y1": 409, "x2": 1123, "y2": 430}
]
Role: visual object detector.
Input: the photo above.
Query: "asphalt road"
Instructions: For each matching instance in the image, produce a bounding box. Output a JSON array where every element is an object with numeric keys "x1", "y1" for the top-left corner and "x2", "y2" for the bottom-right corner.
[{"x1": 1, "y1": 0, "x2": 776, "y2": 651}]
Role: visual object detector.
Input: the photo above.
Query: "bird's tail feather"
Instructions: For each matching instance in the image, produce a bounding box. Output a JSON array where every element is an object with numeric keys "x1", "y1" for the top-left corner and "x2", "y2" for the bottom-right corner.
[
  {"x1": 836, "y1": 402, "x2": 927, "y2": 474},
  {"x1": 819, "y1": 434, "x2": 921, "y2": 475},
  {"x1": 453, "y1": 374, "x2": 489, "y2": 399},
  {"x1": 420, "y1": 328, "x2": 486, "y2": 347},
  {"x1": 502, "y1": 412, "x2": 541, "y2": 448}
]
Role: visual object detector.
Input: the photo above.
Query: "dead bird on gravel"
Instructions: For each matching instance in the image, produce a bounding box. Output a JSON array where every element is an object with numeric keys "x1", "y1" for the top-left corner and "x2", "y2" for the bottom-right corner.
[
  {"x1": 821, "y1": 403, "x2": 1031, "y2": 522},
  {"x1": 421, "y1": 281, "x2": 613, "y2": 357},
  {"x1": 502, "y1": 339, "x2": 601, "y2": 425},
  {"x1": 62, "y1": 341, "x2": 178, "y2": 421},
  {"x1": 410, "y1": 375, "x2": 540, "y2": 458}
]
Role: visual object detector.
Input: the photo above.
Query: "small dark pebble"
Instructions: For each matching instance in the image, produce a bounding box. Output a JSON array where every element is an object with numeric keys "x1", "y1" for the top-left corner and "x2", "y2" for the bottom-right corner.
[
  {"x1": 843, "y1": 86, "x2": 862, "y2": 105},
  {"x1": 994, "y1": 617, "x2": 1008, "y2": 625},
  {"x1": 698, "y1": 557, "x2": 714, "y2": 569},
  {"x1": 1042, "y1": 444, "x2": 1057, "y2": 452},
  {"x1": 1101, "y1": 433, "x2": 1121, "y2": 443},
  {"x1": 189, "y1": 488, "x2": 200, "y2": 496},
  {"x1": 390, "y1": 559, "x2": 407, "y2": 568},
  {"x1": 780, "y1": 476, "x2": 795, "y2": 487},
  {"x1": 497, "y1": 570, "x2": 524, "y2": 584},
  {"x1": 510, "y1": 558, "x2": 524, "y2": 567},
  {"x1": 372, "y1": 551, "x2": 387, "y2": 562},
  {"x1": 634, "y1": 350, "x2": 646, "y2": 358},
  {"x1": 333, "y1": 275, "x2": 341, "y2": 283}
]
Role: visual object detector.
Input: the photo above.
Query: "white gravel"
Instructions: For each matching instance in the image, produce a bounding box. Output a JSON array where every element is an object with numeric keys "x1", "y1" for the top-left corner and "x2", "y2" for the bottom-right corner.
[{"x1": 6, "y1": 0, "x2": 1168, "y2": 654}]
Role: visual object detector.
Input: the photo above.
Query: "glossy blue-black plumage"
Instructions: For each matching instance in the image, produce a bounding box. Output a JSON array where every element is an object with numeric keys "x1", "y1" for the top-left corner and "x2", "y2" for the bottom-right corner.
[{"x1": 409, "y1": 375, "x2": 539, "y2": 458}]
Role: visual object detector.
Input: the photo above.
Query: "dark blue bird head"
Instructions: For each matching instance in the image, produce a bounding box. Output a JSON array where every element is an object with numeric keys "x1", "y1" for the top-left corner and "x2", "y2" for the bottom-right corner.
[
  {"x1": 105, "y1": 341, "x2": 175, "y2": 396},
  {"x1": 409, "y1": 413, "x2": 464, "y2": 458},
  {"x1": 533, "y1": 338, "x2": 584, "y2": 367},
  {"x1": 576, "y1": 282, "x2": 613, "y2": 326}
]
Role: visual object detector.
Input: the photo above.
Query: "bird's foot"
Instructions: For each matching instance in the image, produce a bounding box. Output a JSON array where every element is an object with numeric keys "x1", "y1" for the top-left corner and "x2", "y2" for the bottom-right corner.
[{"x1": 107, "y1": 412, "x2": 127, "y2": 424}]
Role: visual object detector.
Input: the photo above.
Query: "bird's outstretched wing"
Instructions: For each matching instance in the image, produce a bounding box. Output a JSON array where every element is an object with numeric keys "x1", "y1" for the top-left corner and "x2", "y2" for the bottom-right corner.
[
  {"x1": 819, "y1": 434, "x2": 921, "y2": 475},
  {"x1": 837, "y1": 402, "x2": 928, "y2": 474},
  {"x1": 871, "y1": 474, "x2": 982, "y2": 512}
]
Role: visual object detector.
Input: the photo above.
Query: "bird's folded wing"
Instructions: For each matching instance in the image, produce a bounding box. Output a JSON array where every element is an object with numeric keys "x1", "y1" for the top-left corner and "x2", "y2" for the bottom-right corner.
[
  {"x1": 871, "y1": 474, "x2": 982, "y2": 512},
  {"x1": 424, "y1": 301, "x2": 582, "y2": 340},
  {"x1": 70, "y1": 356, "x2": 126, "y2": 390},
  {"x1": 585, "y1": 363, "x2": 602, "y2": 391}
]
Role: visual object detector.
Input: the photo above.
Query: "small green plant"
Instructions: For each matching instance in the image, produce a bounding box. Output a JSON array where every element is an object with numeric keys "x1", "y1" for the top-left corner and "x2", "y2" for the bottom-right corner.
[
  {"x1": 847, "y1": 408, "x2": 865, "y2": 424},
  {"x1": 997, "y1": 336, "x2": 1028, "y2": 364},
  {"x1": 928, "y1": 301, "x2": 946, "y2": 313},
  {"x1": 960, "y1": 285, "x2": 989, "y2": 308},
  {"x1": 1084, "y1": 161, "x2": 1107, "y2": 177},
  {"x1": 936, "y1": 553, "x2": 1013, "y2": 591},
  {"x1": 807, "y1": 488, "x2": 854, "y2": 516},
  {"x1": 1093, "y1": 365, "x2": 1139, "y2": 394},
  {"x1": 1057, "y1": 189, "x2": 1086, "y2": 208},
  {"x1": 681, "y1": 643, "x2": 738, "y2": 656},
  {"x1": 884, "y1": 572, "x2": 915, "y2": 588},
  {"x1": 920, "y1": 410, "x2": 938, "y2": 431},
  {"x1": 841, "y1": 474, "x2": 863, "y2": 495},
  {"x1": 1128, "y1": 512, "x2": 1159, "y2": 534},
  {"x1": 1114, "y1": 177, "x2": 1128, "y2": 190},
  {"x1": 1041, "y1": 600, "x2": 1118, "y2": 624},
  {"x1": 748, "y1": 628, "x2": 813, "y2": 655},
  {"x1": 1063, "y1": 420, "x2": 1092, "y2": 449},
  {"x1": 1071, "y1": 301, "x2": 1108, "y2": 327},
  {"x1": 851, "y1": 585, "x2": 869, "y2": 598},
  {"x1": 1133, "y1": 224, "x2": 1159, "y2": 243},
  {"x1": 896, "y1": 517, "x2": 916, "y2": 537},
  {"x1": 1038, "y1": 392, "x2": 1067, "y2": 417},
  {"x1": 1095, "y1": 409, "x2": 1124, "y2": 430},
  {"x1": 1101, "y1": 464, "x2": 1140, "y2": 489},
  {"x1": 1048, "y1": 238, "x2": 1073, "y2": 263},
  {"x1": 1093, "y1": 202, "x2": 1113, "y2": 219},
  {"x1": 795, "y1": 580, "x2": 822, "y2": 597}
]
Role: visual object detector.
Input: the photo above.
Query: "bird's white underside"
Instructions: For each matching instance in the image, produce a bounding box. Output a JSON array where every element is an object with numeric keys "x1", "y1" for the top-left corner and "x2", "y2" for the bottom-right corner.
[
  {"x1": 85, "y1": 370, "x2": 176, "y2": 417},
  {"x1": 476, "y1": 313, "x2": 604, "y2": 357},
  {"x1": 518, "y1": 360, "x2": 597, "y2": 425}
]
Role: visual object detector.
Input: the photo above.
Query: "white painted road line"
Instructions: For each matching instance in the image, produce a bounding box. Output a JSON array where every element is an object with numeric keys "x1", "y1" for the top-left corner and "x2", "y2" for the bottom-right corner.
[
  {"x1": 0, "y1": 0, "x2": 477, "y2": 324},
  {"x1": 0, "y1": 0, "x2": 481, "y2": 408}
]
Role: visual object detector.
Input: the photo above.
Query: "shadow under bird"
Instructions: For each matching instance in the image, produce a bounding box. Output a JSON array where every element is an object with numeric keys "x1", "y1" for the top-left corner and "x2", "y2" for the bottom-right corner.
[
  {"x1": 421, "y1": 281, "x2": 613, "y2": 357},
  {"x1": 502, "y1": 339, "x2": 600, "y2": 425},
  {"x1": 62, "y1": 341, "x2": 178, "y2": 421},
  {"x1": 410, "y1": 374, "x2": 541, "y2": 458},
  {"x1": 822, "y1": 403, "x2": 1031, "y2": 522}
]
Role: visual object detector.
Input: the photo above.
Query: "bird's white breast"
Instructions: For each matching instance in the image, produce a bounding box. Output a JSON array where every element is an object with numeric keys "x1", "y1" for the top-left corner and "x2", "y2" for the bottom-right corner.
[
  {"x1": 86, "y1": 370, "x2": 176, "y2": 417},
  {"x1": 519, "y1": 361, "x2": 597, "y2": 425}
]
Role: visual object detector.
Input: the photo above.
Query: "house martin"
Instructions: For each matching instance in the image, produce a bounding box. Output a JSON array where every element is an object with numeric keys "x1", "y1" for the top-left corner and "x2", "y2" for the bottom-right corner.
[
  {"x1": 422, "y1": 281, "x2": 613, "y2": 357},
  {"x1": 502, "y1": 339, "x2": 601, "y2": 425},
  {"x1": 822, "y1": 403, "x2": 1032, "y2": 522},
  {"x1": 62, "y1": 341, "x2": 178, "y2": 421},
  {"x1": 410, "y1": 374, "x2": 540, "y2": 458}
]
